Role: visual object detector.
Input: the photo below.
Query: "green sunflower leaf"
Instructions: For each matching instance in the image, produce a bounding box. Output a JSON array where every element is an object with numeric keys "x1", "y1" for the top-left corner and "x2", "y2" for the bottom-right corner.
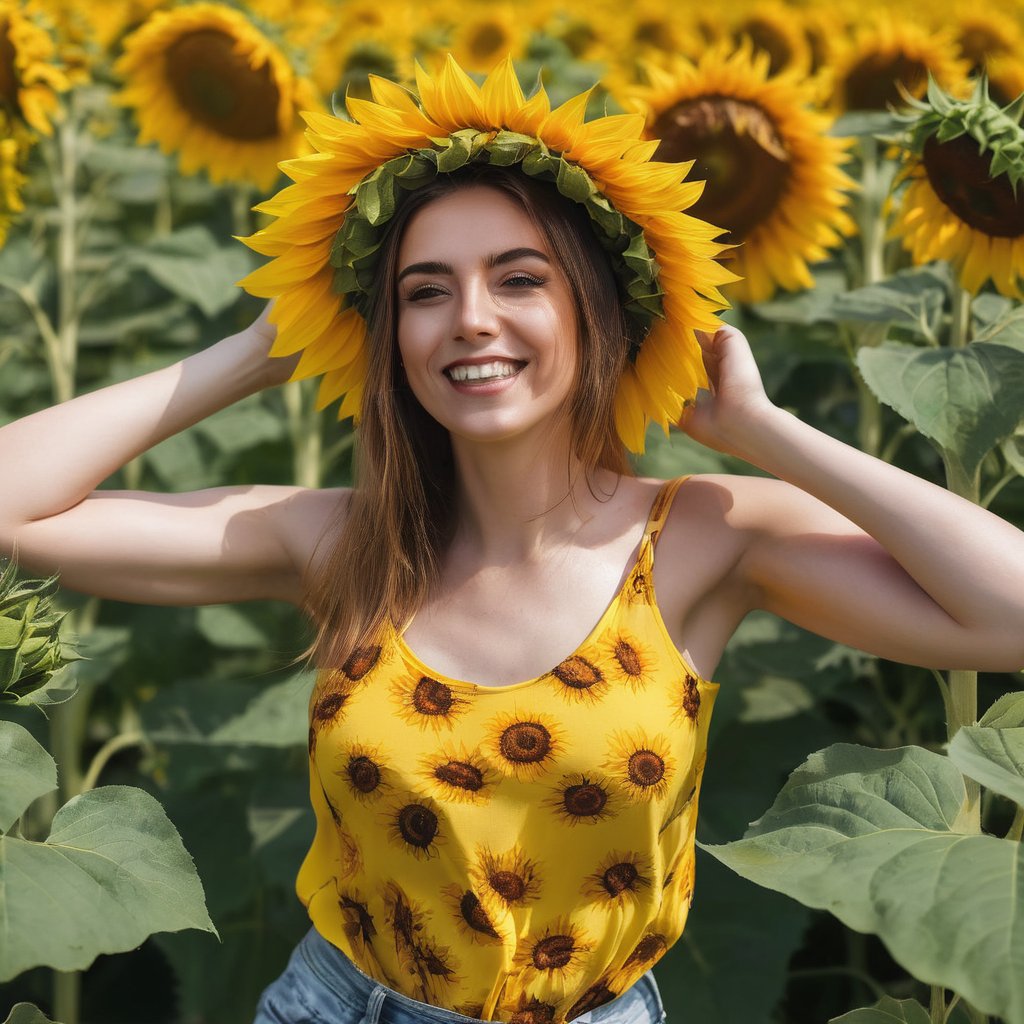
[
  {"x1": 981, "y1": 692, "x2": 1024, "y2": 728},
  {"x1": 0, "y1": 721, "x2": 56, "y2": 834},
  {"x1": 555, "y1": 158, "x2": 594, "y2": 203},
  {"x1": 829, "y1": 996, "x2": 932, "y2": 1024},
  {"x1": 0, "y1": 785, "x2": 216, "y2": 981},
  {"x1": 856, "y1": 340, "x2": 1024, "y2": 480},
  {"x1": 948, "y1": 726, "x2": 1024, "y2": 806},
  {"x1": 700, "y1": 743, "x2": 1024, "y2": 1023},
  {"x1": 2, "y1": 1004, "x2": 60, "y2": 1024},
  {"x1": 622, "y1": 232, "x2": 657, "y2": 283},
  {"x1": 487, "y1": 131, "x2": 537, "y2": 166}
]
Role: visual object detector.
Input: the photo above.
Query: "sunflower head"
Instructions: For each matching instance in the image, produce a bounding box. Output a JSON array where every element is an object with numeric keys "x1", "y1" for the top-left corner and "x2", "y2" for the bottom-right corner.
[
  {"x1": 890, "y1": 75, "x2": 1024, "y2": 296},
  {"x1": 897, "y1": 75, "x2": 1024, "y2": 197},
  {"x1": 0, "y1": 0, "x2": 69, "y2": 136},
  {"x1": 237, "y1": 53, "x2": 735, "y2": 452}
]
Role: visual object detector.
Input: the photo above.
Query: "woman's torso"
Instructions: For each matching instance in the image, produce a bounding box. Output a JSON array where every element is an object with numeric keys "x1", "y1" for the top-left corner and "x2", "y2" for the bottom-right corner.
[
  {"x1": 288, "y1": 473, "x2": 753, "y2": 686},
  {"x1": 295, "y1": 474, "x2": 727, "y2": 1020}
]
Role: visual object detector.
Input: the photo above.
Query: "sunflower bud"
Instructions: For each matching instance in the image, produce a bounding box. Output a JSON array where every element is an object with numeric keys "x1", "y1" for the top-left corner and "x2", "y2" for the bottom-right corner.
[
  {"x1": 890, "y1": 75, "x2": 1024, "y2": 296},
  {"x1": 0, "y1": 558, "x2": 75, "y2": 704}
]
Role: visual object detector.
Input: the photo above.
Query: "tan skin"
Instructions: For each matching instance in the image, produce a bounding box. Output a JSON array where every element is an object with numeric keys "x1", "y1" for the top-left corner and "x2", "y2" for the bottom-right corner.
[{"x1": 0, "y1": 185, "x2": 1022, "y2": 684}]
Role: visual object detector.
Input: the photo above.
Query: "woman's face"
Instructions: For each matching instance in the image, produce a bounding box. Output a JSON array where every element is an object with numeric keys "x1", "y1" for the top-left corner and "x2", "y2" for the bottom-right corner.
[{"x1": 395, "y1": 185, "x2": 579, "y2": 446}]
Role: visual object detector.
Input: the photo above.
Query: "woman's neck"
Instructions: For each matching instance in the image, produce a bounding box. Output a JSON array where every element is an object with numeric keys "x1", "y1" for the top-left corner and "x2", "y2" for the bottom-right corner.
[{"x1": 449, "y1": 430, "x2": 619, "y2": 564}]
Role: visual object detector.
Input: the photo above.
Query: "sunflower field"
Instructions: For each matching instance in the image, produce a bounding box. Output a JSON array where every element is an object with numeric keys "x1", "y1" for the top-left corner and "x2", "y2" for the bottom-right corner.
[{"x1": 1, "y1": 0, "x2": 1024, "y2": 1022}]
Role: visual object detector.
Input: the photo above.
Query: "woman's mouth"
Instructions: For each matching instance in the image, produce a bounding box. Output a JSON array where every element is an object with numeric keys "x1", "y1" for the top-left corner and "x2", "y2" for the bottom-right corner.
[{"x1": 444, "y1": 359, "x2": 527, "y2": 384}]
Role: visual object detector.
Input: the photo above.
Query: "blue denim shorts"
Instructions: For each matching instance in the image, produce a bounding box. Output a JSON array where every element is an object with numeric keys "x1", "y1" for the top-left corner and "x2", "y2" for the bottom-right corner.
[{"x1": 254, "y1": 926, "x2": 667, "y2": 1024}]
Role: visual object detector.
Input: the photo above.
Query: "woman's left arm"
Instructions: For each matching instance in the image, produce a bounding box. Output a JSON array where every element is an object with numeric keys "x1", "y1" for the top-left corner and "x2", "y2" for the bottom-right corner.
[{"x1": 679, "y1": 326, "x2": 1024, "y2": 673}]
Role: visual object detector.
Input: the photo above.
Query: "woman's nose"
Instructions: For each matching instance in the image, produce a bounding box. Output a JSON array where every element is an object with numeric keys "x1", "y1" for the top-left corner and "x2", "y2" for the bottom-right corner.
[{"x1": 452, "y1": 278, "x2": 500, "y2": 342}]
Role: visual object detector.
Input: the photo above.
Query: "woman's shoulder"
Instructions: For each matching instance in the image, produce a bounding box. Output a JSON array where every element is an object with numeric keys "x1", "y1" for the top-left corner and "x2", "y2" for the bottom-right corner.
[{"x1": 270, "y1": 485, "x2": 352, "y2": 584}]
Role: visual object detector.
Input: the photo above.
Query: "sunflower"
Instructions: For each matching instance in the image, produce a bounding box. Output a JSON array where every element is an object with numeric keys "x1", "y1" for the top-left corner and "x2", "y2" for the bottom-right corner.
[
  {"x1": 114, "y1": 2, "x2": 321, "y2": 191},
  {"x1": 448, "y1": 2, "x2": 526, "y2": 75},
  {"x1": 0, "y1": 0, "x2": 68, "y2": 137},
  {"x1": 953, "y1": 8, "x2": 1022, "y2": 74},
  {"x1": 890, "y1": 77, "x2": 1024, "y2": 298},
  {"x1": 626, "y1": 42, "x2": 856, "y2": 303},
  {"x1": 0, "y1": 112, "x2": 31, "y2": 246},
  {"x1": 829, "y1": 14, "x2": 970, "y2": 112},
  {"x1": 727, "y1": 1, "x2": 813, "y2": 77},
  {"x1": 238, "y1": 53, "x2": 734, "y2": 453}
]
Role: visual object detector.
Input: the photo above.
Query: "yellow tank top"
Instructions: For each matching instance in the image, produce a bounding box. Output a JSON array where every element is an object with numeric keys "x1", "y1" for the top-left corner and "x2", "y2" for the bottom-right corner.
[{"x1": 297, "y1": 475, "x2": 719, "y2": 1022}]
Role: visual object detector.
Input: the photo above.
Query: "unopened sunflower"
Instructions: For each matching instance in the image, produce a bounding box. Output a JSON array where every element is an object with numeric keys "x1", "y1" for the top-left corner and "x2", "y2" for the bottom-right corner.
[
  {"x1": 890, "y1": 76, "x2": 1024, "y2": 298},
  {"x1": 626, "y1": 43, "x2": 856, "y2": 304},
  {"x1": 0, "y1": 0, "x2": 68, "y2": 136},
  {"x1": 114, "y1": 2, "x2": 321, "y2": 191},
  {"x1": 830, "y1": 15, "x2": 970, "y2": 112},
  {"x1": 237, "y1": 54, "x2": 735, "y2": 453}
]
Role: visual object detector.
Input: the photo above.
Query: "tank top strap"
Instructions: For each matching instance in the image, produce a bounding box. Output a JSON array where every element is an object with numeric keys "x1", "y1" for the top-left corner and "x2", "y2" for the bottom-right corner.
[{"x1": 642, "y1": 475, "x2": 692, "y2": 556}]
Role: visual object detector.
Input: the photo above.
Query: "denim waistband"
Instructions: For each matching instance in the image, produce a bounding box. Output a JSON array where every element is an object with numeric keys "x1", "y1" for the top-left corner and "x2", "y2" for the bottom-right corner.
[{"x1": 294, "y1": 926, "x2": 664, "y2": 1024}]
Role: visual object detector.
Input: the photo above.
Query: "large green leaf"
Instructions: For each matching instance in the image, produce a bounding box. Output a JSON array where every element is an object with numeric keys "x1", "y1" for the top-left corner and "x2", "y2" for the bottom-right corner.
[
  {"x1": 0, "y1": 785, "x2": 216, "y2": 981},
  {"x1": 1, "y1": 1005, "x2": 60, "y2": 1024},
  {"x1": 128, "y1": 226, "x2": 255, "y2": 318},
  {"x1": 980, "y1": 692, "x2": 1024, "y2": 727},
  {"x1": 830, "y1": 996, "x2": 932, "y2": 1024},
  {"x1": 701, "y1": 743, "x2": 1024, "y2": 1023},
  {"x1": 831, "y1": 267, "x2": 947, "y2": 333},
  {"x1": 857, "y1": 340, "x2": 1024, "y2": 478},
  {"x1": 948, "y1": 726, "x2": 1024, "y2": 806},
  {"x1": 0, "y1": 721, "x2": 57, "y2": 833},
  {"x1": 141, "y1": 673, "x2": 313, "y2": 747}
]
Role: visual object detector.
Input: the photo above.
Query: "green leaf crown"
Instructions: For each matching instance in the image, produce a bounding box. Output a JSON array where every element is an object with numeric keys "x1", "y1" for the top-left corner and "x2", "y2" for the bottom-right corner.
[{"x1": 329, "y1": 127, "x2": 666, "y2": 362}]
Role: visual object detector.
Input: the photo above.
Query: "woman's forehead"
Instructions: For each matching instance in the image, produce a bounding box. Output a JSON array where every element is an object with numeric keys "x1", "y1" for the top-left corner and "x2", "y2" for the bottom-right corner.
[{"x1": 398, "y1": 186, "x2": 550, "y2": 265}]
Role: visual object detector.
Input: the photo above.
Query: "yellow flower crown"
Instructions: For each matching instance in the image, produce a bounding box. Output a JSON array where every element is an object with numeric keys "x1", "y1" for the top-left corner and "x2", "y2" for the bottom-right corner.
[{"x1": 238, "y1": 54, "x2": 735, "y2": 453}]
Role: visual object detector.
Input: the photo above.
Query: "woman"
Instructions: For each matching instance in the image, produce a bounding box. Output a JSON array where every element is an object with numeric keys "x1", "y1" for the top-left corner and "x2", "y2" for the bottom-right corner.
[{"x1": 1, "y1": 56, "x2": 1022, "y2": 1024}]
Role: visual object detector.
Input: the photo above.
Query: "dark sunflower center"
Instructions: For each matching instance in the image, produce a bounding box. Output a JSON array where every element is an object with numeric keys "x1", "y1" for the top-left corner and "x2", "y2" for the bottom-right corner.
[
  {"x1": 652, "y1": 96, "x2": 790, "y2": 240},
  {"x1": 958, "y1": 26, "x2": 1009, "y2": 72},
  {"x1": 843, "y1": 53, "x2": 927, "y2": 111},
  {"x1": 733, "y1": 18, "x2": 793, "y2": 75},
  {"x1": 634, "y1": 19, "x2": 674, "y2": 51},
  {"x1": 165, "y1": 28, "x2": 281, "y2": 141},
  {"x1": 469, "y1": 23, "x2": 508, "y2": 61},
  {"x1": 0, "y1": 18, "x2": 19, "y2": 112},
  {"x1": 922, "y1": 133, "x2": 1024, "y2": 238}
]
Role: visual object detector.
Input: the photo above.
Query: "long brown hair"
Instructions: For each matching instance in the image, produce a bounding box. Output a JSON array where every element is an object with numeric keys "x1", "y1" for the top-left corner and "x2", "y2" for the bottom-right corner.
[{"x1": 296, "y1": 164, "x2": 638, "y2": 673}]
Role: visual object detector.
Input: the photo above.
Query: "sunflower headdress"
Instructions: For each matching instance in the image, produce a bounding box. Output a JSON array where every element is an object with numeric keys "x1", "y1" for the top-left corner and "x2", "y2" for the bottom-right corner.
[{"x1": 238, "y1": 54, "x2": 734, "y2": 453}]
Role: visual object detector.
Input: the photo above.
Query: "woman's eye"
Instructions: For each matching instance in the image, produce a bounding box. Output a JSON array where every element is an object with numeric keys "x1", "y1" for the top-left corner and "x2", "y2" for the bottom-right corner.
[
  {"x1": 406, "y1": 274, "x2": 545, "y2": 302},
  {"x1": 408, "y1": 285, "x2": 445, "y2": 301},
  {"x1": 504, "y1": 273, "x2": 545, "y2": 288}
]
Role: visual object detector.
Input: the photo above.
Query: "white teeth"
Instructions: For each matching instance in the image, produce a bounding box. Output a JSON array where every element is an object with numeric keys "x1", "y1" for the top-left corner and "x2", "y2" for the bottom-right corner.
[{"x1": 447, "y1": 360, "x2": 522, "y2": 382}]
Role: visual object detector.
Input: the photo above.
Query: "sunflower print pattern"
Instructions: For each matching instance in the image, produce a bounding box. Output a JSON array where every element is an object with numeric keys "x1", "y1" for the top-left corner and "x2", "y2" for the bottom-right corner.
[{"x1": 297, "y1": 476, "x2": 719, "y2": 1023}]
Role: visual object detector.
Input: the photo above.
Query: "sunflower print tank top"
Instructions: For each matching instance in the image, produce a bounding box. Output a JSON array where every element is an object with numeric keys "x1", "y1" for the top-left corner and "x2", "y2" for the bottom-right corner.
[{"x1": 296, "y1": 475, "x2": 719, "y2": 1023}]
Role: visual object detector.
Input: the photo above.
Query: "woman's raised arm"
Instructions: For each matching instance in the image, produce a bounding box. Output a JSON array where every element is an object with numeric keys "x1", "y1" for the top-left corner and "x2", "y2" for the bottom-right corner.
[
  {"x1": 0, "y1": 306, "x2": 332, "y2": 607},
  {"x1": 679, "y1": 326, "x2": 1024, "y2": 674}
]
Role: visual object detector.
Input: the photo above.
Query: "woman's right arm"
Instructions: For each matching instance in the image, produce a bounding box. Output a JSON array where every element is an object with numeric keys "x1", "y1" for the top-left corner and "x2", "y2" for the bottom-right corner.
[{"x1": 0, "y1": 307, "x2": 342, "y2": 607}]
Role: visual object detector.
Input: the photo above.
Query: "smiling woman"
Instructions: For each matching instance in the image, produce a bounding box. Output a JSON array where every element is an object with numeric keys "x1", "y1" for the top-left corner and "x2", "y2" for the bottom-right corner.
[{"x1": 2, "y1": 50, "x2": 1024, "y2": 1024}]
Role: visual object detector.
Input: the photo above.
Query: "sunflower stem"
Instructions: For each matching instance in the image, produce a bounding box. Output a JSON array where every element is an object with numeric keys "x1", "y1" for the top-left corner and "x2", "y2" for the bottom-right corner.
[
  {"x1": 950, "y1": 286, "x2": 973, "y2": 348},
  {"x1": 1006, "y1": 804, "x2": 1024, "y2": 842},
  {"x1": 857, "y1": 136, "x2": 886, "y2": 288},
  {"x1": 53, "y1": 970, "x2": 80, "y2": 1024},
  {"x1": 942, "y1": 449, "x2": 982, "y2": 832},
  {"x1": 931, "y1": 986, "x2": 946, "y2": 1024},
  {"x1": 283, "y1": 377, "x2": 323, "y2": 488}
]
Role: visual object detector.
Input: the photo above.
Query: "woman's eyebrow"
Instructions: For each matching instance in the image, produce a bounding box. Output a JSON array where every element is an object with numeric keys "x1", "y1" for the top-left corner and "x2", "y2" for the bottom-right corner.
[{"x1": 397, "y1": 247, "x2": 550, "y2": 283}]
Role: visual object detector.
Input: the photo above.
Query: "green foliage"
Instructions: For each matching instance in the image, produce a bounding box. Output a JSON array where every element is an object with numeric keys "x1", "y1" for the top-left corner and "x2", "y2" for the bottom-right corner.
[
  {"x1": 702, "y1": 743, "x2": 1024, "y2": 1023},
  {"x1": 1, "y1": 1005, "x2": 60, "y2": 1024},
  {"x1": 857, "y1": 341, "x2": 1024, "y2": 479},
  {"x1": 830, "y1": 996, "x2": 932, "y2": 1023},
  {"x1": 0, "y1": 723, "x2": 215, "y2": 982},
  {"x1": 0, "y1": 560, "x2": 79, "y2": 708},
  {"x1": 948, "y1": 726, "x2": 1024, "y2": 805}
]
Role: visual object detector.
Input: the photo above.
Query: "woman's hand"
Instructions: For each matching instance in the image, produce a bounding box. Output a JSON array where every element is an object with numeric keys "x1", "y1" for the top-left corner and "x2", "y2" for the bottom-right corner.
[
  {"x1": 249, "y1": 300, "x2": 301, "y2": 389},
  {"x1": 676, "y1": 325, "x2": 776, "y2": 458}
]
